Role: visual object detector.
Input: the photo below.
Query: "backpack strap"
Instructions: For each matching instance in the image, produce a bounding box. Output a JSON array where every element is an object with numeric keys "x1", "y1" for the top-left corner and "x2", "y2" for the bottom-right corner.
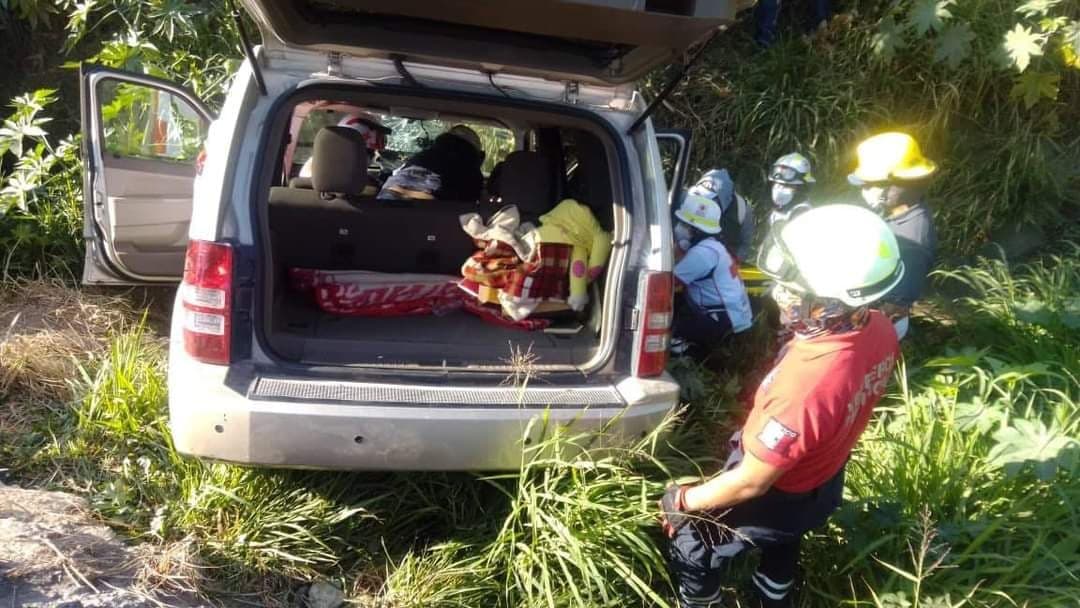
[{"x1": 734, "y1": 193, "x2": 749, "y2": 224}]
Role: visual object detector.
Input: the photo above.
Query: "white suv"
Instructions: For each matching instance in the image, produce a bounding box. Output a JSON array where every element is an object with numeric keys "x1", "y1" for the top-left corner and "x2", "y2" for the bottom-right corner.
[{"x1": 79, "y1": 0, "x2": 740, "y2": 470}]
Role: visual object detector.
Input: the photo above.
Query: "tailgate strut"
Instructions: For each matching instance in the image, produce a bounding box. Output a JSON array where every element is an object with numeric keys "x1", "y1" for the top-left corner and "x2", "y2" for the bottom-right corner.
[
  {"x1": 230, "y1": 0, "x2": 268, "y2": 96},
  {"x1": 628, "y1": 27, "x2": 724, "y2": 134}
]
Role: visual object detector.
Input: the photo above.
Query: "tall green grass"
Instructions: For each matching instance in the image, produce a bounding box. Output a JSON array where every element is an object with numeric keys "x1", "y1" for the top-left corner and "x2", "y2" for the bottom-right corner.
[
  {"x1": 380, "y1": 419, "x2": 692, "y2": 608},
  {"x1": 934, "y1": 242, "x2": 1080, "y2": 373},
  {"x1": 6, "y1": 245, "x2": 1079, "y2": 606},
  {"x1": 826, "y1": 247, "x2": 1080, "y2": 606},
  {"x1": 8, "y1": 320, "x2": 697, "y2": 603}
]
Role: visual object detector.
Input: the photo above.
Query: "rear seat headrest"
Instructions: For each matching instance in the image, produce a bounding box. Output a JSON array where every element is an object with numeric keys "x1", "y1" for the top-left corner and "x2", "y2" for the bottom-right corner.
[
  {"x1": 489, "y1": 151, "x2": 557, "y2": 220},
  {"x1": 311, "y1": 126, "x2": 369, "y2": 198}
]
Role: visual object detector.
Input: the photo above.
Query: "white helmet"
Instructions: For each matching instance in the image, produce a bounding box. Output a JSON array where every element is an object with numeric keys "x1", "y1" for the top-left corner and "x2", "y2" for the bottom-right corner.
[
  {"x1": 768, "y1": 152, "x2": 816, "y2": 185},
  {"x1": 757, "y1": 204, "x2": 904, "y2": 307},
  {"x1": 674, "y1": 194, "x2": 723, "y2": 235}
]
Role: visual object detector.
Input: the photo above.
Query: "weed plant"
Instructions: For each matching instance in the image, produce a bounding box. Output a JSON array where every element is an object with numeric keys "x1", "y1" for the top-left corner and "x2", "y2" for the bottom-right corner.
[
  {"x1": 654, "y1": 0, "x2": 1080, "y2": 254},
  {"x1": 7, "y1": 244, "x2": 1076, "y2": 607},
  {"x1": 0, "y1": 90, "x2": 83, "y2": 280}
]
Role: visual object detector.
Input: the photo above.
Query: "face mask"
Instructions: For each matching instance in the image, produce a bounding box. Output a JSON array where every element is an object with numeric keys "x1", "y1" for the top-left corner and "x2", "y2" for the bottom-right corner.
[
  {"x1": 771, "y1": 183, "x2": 797, "y2": 209},
  {"x1": 673, "y1": 222, "x2": 694, "y2": 252},
  {"x1": 861, "y1": 186, "x2": 888, "y2": 210}
]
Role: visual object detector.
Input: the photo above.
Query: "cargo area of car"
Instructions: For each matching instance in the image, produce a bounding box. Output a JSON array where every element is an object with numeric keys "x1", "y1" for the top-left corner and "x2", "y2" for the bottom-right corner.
[
  {"x1": 259, "y1": 90, "x2": 626, "y2": 370},
  {"x1": 269, "y1": 293, "x2": 601, "y2": 367}
]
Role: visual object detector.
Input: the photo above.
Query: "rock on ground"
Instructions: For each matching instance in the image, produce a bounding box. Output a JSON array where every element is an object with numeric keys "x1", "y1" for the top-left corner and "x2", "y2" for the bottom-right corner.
[
  {"x1": 0, "y1": 483, "x2": 208, "y2": 608},
  {"x1": 303, "y1": 581, "x2": 345, "y2": 608}
]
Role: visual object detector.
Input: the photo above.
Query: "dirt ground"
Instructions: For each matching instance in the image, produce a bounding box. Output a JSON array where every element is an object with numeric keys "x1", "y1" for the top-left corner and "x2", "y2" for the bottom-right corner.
[
  {"x1": 0, "y1": 283, "x2": 199, "y2": 608},
  {"x1": 0, "y1": 281, "x2": 173, "y2": 448},
  {"x1": 0, "y1": 281, "x2": 343, "y2": 608},
  {"x1": 0, "y1": 483, "x2": 210, "y2": 608}
]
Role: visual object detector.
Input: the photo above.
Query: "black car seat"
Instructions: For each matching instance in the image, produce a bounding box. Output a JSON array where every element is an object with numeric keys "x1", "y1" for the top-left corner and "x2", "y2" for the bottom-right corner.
[
  {"x1": 269, "y1": 127, "x2": 371, "y2": 270},
  {"x1": 566, "y1": 131, "x2": 613, "y2": 231},
  {"x1": 311, "y1": 126, "x2": 369, "y2": 200},
  {"x1": 270, "y1": 127, "x2": 487, "y2": 275},
  {"x1": 487, "y1": 150, "x2": 558, "y2": 224},
  {"x1": 290, "y1": 128, "x2": 386, "y2": 192}
]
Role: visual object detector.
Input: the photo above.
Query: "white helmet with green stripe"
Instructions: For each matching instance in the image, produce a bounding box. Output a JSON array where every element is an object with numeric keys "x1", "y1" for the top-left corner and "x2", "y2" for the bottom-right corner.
[
  {"x1": 758, "y1": 204, "x2": 904, "y2": 307},
  {"x1": 675, "y1": 194, "x2": 723, "y2": 235}
]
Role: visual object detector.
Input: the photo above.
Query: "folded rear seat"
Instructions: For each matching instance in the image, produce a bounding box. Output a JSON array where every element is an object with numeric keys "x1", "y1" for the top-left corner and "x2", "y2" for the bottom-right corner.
[{"x1": 269, "y1": 126, "x2": 487, "y2": 275}]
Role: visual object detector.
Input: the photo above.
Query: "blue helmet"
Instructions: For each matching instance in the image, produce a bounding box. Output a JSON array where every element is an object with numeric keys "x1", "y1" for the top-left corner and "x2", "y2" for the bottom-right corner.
[{"x1": 688, "y1": 168, "x2": 735, "y2": 209}]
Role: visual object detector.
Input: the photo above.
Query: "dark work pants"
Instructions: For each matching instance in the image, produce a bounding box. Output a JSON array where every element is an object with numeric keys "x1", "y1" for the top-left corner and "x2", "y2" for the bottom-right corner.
[
  {"x1": 754, "y1": 0, "x2": 833, "y2": 47},
  {"x1": 668, "y1": 467, "x2": 846, "y2": 607},
  {"x1": 673, "y1": 294, "x2": 734, "y2": 346}
]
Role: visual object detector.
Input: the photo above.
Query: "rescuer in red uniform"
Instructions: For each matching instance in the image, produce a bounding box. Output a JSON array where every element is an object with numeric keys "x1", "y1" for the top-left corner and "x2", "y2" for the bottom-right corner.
[{"x1": 660, "y1": 204, "x2": 907, "y2": 607}]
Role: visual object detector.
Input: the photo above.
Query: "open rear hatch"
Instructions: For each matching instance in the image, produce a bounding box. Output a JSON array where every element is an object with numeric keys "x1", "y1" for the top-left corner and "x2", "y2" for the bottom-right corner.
[{"x1": 239, "y1": 0, "x2": 742, "y2": 85}]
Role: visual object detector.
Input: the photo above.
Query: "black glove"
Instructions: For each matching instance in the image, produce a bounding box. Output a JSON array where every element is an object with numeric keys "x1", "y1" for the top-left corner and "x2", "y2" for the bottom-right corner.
[{"x1": 658, "y1": 484, "x2": 691, "y2": 538}]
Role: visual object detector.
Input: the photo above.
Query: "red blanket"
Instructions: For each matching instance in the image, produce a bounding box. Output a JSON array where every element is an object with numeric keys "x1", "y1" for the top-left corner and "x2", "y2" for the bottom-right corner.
[
  {"x1": 290, "y1": 269, "x2": 462, "y2": 317},
  {"x1": 289, "y1": 268, "x2": 550, "y2": 330}
]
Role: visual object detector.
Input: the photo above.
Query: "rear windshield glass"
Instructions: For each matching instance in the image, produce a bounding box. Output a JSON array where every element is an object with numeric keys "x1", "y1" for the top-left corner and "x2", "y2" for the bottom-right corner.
[
  {"x1": 292, "y1": 106, "x2": 514, "y2": 177},
  {"x1": 272, "y1": 97, "x2": 615, "y2": 233}
]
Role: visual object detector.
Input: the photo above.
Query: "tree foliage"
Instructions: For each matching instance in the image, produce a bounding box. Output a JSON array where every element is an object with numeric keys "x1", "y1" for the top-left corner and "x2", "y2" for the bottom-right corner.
[
  {"x1": 0, "y1": 1, "x2": 240, "y2": 280},
  {"x1": 655, "y1": 0, "x2": 1079, "y2": 254},
  {"x1": 60, "y1": 0, "x2": 240, "y2": 105},
  {"x1": 875, "y1": 0, "x2": 1079, "y2": 107},
  {"x1": 932, "y1": 23, "x2": 975, "y2": 68},
  {"x1": 907, "y1": 0, "x2": 954, "y2": 36},
  {"x1": 0, "y1": 0, "x2": 58, "y2": 29},
  {"x1": 0, "y1": 90, "x2": 82, "y2": 279}
]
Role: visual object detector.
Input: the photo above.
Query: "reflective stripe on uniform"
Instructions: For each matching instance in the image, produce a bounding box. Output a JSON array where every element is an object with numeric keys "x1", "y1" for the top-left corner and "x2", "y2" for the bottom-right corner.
[
  {"x1": 752, "y1": 570, "x2": 794, "y2": 600},
  {"x1": 679, "y1": 582, "x2": 723, "y2": 607},
  {"x1": 682, "y1": 212, "x2": 720, "y2": 230},
  {"x1": 735, "y1": 194, "x2": 748, "y2": 223}
]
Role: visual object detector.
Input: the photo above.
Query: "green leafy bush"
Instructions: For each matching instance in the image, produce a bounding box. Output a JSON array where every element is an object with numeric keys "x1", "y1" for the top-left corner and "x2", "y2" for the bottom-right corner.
[
  {"x1": 0, "y1": 89, "x2": 83, "y2": 280},
  {"x1": 0, "y1": 0, "x2": 58, "y2": 29},
  {"x1": 61, "y1": 0, "x2": 240, "y2": 105},
  {"x1": 0, "y1": 1, "x2": 242, "y2": 281},
  {"x1": 656, "y1": 0, "x2": 1080, "y2": 254},
  {"x1": 833, "y1": 247, "x2": 1080, "y2": 606}
]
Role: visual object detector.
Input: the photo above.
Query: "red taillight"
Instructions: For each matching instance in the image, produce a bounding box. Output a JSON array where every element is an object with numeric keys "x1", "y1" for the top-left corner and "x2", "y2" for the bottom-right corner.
[
  {"x1": 634, "y1": 271, "x2": 673, "y2": 377},
  {"x1": 181, "y1": 240, "x2": 233, "y2": 365}
]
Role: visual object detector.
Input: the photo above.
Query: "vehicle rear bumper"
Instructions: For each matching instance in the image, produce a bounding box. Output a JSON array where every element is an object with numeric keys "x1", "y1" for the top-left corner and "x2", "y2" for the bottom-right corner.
[{"x1": 168, "y1": 349, "x2": 679, "y2": 471}]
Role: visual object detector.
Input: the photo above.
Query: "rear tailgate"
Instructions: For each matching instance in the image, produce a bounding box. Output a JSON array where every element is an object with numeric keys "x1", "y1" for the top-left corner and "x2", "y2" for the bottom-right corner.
[
  {"x1": 240, "y1": 0, "x2": 744, "y2": 86},
  {"x1": 169, "y1": 341, "x2": 679, "y2": 470}
]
